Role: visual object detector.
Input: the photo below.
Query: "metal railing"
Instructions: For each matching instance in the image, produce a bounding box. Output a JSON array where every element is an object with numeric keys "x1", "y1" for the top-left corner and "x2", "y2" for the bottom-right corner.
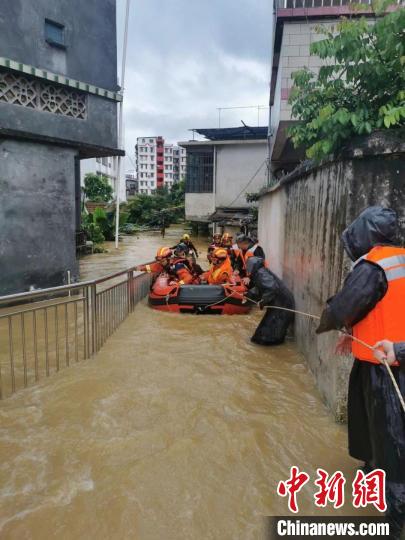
[{"x1": 0, "y1": 267, "x2": 152, "y2": 399}]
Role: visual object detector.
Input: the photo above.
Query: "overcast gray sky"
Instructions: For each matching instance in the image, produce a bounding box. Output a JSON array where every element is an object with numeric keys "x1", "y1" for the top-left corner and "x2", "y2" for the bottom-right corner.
[{"x1": 116, "y1": 0, "x2": 273, "y2": 169}]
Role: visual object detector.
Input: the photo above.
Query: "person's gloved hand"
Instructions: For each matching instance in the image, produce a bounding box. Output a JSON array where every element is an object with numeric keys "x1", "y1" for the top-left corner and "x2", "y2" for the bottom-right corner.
[{"x1": 373, "y1": 340, "x2": 396, "y2": 365}]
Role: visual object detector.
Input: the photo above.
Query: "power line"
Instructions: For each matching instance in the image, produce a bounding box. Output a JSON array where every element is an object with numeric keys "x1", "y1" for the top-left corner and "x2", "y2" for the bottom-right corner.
[{"x1": 227, "y1": 159, "x2": 267, "y2": 208}]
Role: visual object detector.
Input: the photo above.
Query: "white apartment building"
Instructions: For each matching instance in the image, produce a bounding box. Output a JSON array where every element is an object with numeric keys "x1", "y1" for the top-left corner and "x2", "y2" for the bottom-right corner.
[
  {"x1": 136, "y1": 136, "x2": 186, "y2": 195},
  {"x1": 80, "y1": 156, "x2": 127, "y2": 202}
]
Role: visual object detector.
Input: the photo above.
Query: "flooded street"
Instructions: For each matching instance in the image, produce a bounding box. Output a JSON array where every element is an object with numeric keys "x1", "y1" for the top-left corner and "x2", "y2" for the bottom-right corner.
[{"x1": 0, "y1": 230, "x2": 376, "y2": 539}]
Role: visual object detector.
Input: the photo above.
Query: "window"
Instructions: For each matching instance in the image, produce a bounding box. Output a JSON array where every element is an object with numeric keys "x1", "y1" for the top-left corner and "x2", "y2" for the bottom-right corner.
[
  {"x1": 149, "y1": 139, "x2": 153, "y2": 143},
  {"x1": 186, "y1": 150, "x2": 213, "y2": 193},
  {"x1": 142, "y1": 139, "x2": 145, "y2": 143},
  {"x1": 45, "y1": 19, "x2": 65, "y2": 48}
]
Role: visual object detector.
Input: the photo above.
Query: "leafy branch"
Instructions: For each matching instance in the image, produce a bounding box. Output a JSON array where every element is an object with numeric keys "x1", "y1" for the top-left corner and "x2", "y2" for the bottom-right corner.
[{"x1": 288, "y1": 0, "x2": 405, "y2": 161}]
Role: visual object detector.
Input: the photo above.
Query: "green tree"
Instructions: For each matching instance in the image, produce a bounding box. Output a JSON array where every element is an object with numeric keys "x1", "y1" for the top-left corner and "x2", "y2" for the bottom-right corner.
[
  {"x1": 83, "y1": 173, "x2": 114, "y2": 202},
  {"x1": 288, "y1": 1, "x2": 405, "y2": 161},
  {"x1": 126, "y1": 181, "x2": 185, "y2": 227},
  {"x1": 82, "y1": 207, "x2": 128, "y2": 244}
]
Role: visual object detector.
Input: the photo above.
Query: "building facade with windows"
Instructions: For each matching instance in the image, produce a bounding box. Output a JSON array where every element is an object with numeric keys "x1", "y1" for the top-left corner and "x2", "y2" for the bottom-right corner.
[
  {"x1": 80, "y1": 156, "x2": 127, "y2": 202},
  {"x1": 136, "y1": 136, "x2": 186, "y2": 194},
  {"x1": 125, "y1": 172, "x2": 138, "y2": 198},
  {"x1": 179, "y1": 127, "x2": 268, "y2": 232},
  {"x1": 269, "y1": 0, "x2": 389, "y2": 180},
  {"x1": 0, "y1": 0, "x2": 121, "y2": 295}
]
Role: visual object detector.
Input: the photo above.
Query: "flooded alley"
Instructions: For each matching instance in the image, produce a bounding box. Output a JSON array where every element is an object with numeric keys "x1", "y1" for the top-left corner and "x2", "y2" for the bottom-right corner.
[{"x1": 0, "y1": 232, "x2": 376, "y2": 540}]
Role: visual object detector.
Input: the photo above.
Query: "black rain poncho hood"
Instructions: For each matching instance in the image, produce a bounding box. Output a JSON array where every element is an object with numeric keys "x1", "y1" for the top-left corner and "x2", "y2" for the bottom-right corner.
[
  {"x1": 246, "y1": 256, "x2": 264, "y2": 277},
  {"x1": 341, "y1": 206, "x2": 398, "y2": 262}
]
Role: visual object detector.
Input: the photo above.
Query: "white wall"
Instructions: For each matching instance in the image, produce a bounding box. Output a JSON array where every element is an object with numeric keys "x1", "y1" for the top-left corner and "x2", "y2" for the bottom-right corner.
[
  {"x1": 215, "y1": 142, "x2": 267, "y2": 208},
  {"x1": 258, "y1": 187, "x2": 286, "y2": 278},
  {"x1": 185, "y1": 193, "x2": 215, "y2": 221}
]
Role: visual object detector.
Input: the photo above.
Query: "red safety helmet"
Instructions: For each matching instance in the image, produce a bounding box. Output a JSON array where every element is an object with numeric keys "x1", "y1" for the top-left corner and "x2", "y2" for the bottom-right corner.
[
  {"x1": 212, "y1": 247, "x2": 228, "y2": 260},
  {"x1": 221, "y1": 232, "x2": 233, "y2": 247},
  {"x1": 156, "y1": 247, "x2": 173, "y2": 260}
]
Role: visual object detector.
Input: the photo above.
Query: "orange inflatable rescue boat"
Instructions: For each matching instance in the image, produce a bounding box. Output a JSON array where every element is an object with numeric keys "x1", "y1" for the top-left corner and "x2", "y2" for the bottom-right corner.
[{"x1": 149, "y1": 274, "x2": 250, "y2": 314}]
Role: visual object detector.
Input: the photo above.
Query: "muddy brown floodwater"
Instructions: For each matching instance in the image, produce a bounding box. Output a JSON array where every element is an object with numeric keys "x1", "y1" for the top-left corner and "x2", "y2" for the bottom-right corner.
[{"x1": 0, "y1": 229, "x2": 377, "y2": 539}]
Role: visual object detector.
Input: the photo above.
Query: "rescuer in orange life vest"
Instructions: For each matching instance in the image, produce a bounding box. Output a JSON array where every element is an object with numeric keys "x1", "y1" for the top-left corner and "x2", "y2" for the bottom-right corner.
[
  {"x1": 316, "y1": 206, "x2": 405, "y2": 538},
  {"x1": 212, "y1": 232, "x2": 222, "y2": 247},
  {"x1": 206, "y1": 233, "x2": 222, "y2": 264},
  {"x1": 221, "y1": 232, "x2": 234, "y2": 256},
  {"x1": 172, "y1": 233, "x2": 199, "y2": 259},
  {"x1": 136, "y1": 247, "x2": 194, "y2": 285},
  {"x1": 201, "y1": 247, "x2": 233, "y2": 285},
  {"x1": 175, "y1": 243, "x2": 204, "y2": 280},
  {"x1": 231, "y1": 233, "x2": 266, "y2": 277}
]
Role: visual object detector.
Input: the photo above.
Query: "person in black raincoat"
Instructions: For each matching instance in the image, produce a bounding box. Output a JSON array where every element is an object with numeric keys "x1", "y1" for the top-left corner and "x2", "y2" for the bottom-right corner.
[
  {"x1": 316, "y1": 206, "x2": 405, "y2": 538},
  {"x1": 245, "y1": 257, "x2": 295, "y2": 345}
]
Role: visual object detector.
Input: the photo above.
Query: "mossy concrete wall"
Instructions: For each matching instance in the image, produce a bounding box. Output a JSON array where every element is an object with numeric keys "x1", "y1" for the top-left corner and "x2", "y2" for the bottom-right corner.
[{"x1": 258, "y1": 132, "x2": 405, "y2": 421}]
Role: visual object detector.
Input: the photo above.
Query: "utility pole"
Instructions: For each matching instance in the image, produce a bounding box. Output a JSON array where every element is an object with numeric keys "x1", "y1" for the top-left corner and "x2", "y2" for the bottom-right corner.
[{"x1": 115, "y1": 0, "x2": 131, "y2": 249}]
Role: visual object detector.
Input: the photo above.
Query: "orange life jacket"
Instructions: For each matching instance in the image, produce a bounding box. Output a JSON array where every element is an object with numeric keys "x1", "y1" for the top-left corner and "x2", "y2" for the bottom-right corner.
[
  {"x1": 352, "y1": 245, "x2": 405, "y2": 364},
  {"x1": 205, "y1": 257, "x2": 233, "y2": 284},
  {"x1": 231, "y1": 243, "x2": 267, "y2": 270},
  {"x1": 170, "y1": 258, "x2": 194, "y2": 285}
]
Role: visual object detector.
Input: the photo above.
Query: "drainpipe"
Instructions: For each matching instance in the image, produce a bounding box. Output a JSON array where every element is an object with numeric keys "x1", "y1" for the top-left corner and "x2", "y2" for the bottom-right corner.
[
  {"x1": 115, "y1": 0, "x2": 131, "y2": 249},
  {"x1": 212, "y1": 145, "x2": 217, "y2": 233}
]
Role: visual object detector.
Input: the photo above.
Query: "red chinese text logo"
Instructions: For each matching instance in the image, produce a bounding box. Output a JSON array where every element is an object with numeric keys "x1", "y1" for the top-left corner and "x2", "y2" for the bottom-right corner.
[
  {"x1": 277, "y1": 467, "x2": 386, "y2": 513},
  {"x1": 277, "y1": 466, "x2": 310, "y2": 513},
  {"x1": 314, "y1": 468, "x2": 346, "y2": 509},
  {"x1": 352, "y1": 469, "x2": 387, "y2": 512}
]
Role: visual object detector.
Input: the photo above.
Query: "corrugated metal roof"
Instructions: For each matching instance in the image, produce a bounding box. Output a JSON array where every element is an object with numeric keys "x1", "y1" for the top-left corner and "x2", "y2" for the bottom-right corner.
[{"x1": 191, "y1": 126, "x2": 268, "y2": 141}]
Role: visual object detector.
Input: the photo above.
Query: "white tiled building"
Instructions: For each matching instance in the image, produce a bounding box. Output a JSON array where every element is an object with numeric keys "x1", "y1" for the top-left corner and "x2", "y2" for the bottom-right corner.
[
  {"x1": 80, "y1": 157, "x2": 127, "y2": 202},
  {"x1": 136, "y1": 136, "x2": 186, "y2": 195},
  {"x1": 269, "y1": 0, "x2": 379, "y2": 178}
]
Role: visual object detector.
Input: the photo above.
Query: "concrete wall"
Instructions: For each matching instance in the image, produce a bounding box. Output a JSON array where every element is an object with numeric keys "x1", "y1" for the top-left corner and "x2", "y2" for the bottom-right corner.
[
  {"x1": 0, "y1": 139, "x2": 78, "y2": 295},
  {"x1": 215, "y1": 142, "x2": 268, "y2": 208},
  {"x1": 185, "y1": 193, "x2": 215, "y2": 222},
  {"x1": 0, "y1": 0, "x2": 117, "y2": 91},
  {"x1": 258, "y1": 187, "x2": 286, "y2": 279},
  {"x1": 258, "y1": 133, "x2": 405, "y2": 421}
]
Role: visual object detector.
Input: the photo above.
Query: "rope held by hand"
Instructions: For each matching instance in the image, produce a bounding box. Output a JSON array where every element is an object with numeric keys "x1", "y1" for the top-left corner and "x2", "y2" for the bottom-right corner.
[{"x1": 241, "y1": 295, "x2": 405, "y2": 414}]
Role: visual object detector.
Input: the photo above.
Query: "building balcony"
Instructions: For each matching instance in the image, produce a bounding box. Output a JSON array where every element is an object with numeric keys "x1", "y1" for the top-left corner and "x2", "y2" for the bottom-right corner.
[{"x1": 276, "y1": 0, "x2": 399, "y2": 19}]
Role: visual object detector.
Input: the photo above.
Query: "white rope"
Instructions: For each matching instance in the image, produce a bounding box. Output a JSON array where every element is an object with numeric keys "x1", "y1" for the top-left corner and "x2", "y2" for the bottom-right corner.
[
  {"x1": 241, "y1": 295, "x2": 405, "y2": 414},
  {"x1": 201, "y1": 289, "x2": 240, "y2": 310}
]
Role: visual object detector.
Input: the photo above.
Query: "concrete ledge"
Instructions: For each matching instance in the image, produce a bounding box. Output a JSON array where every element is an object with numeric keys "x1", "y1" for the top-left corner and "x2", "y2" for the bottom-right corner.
[{"x1": 261, "y1": 130, "x2": 405, "y2": 197}]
